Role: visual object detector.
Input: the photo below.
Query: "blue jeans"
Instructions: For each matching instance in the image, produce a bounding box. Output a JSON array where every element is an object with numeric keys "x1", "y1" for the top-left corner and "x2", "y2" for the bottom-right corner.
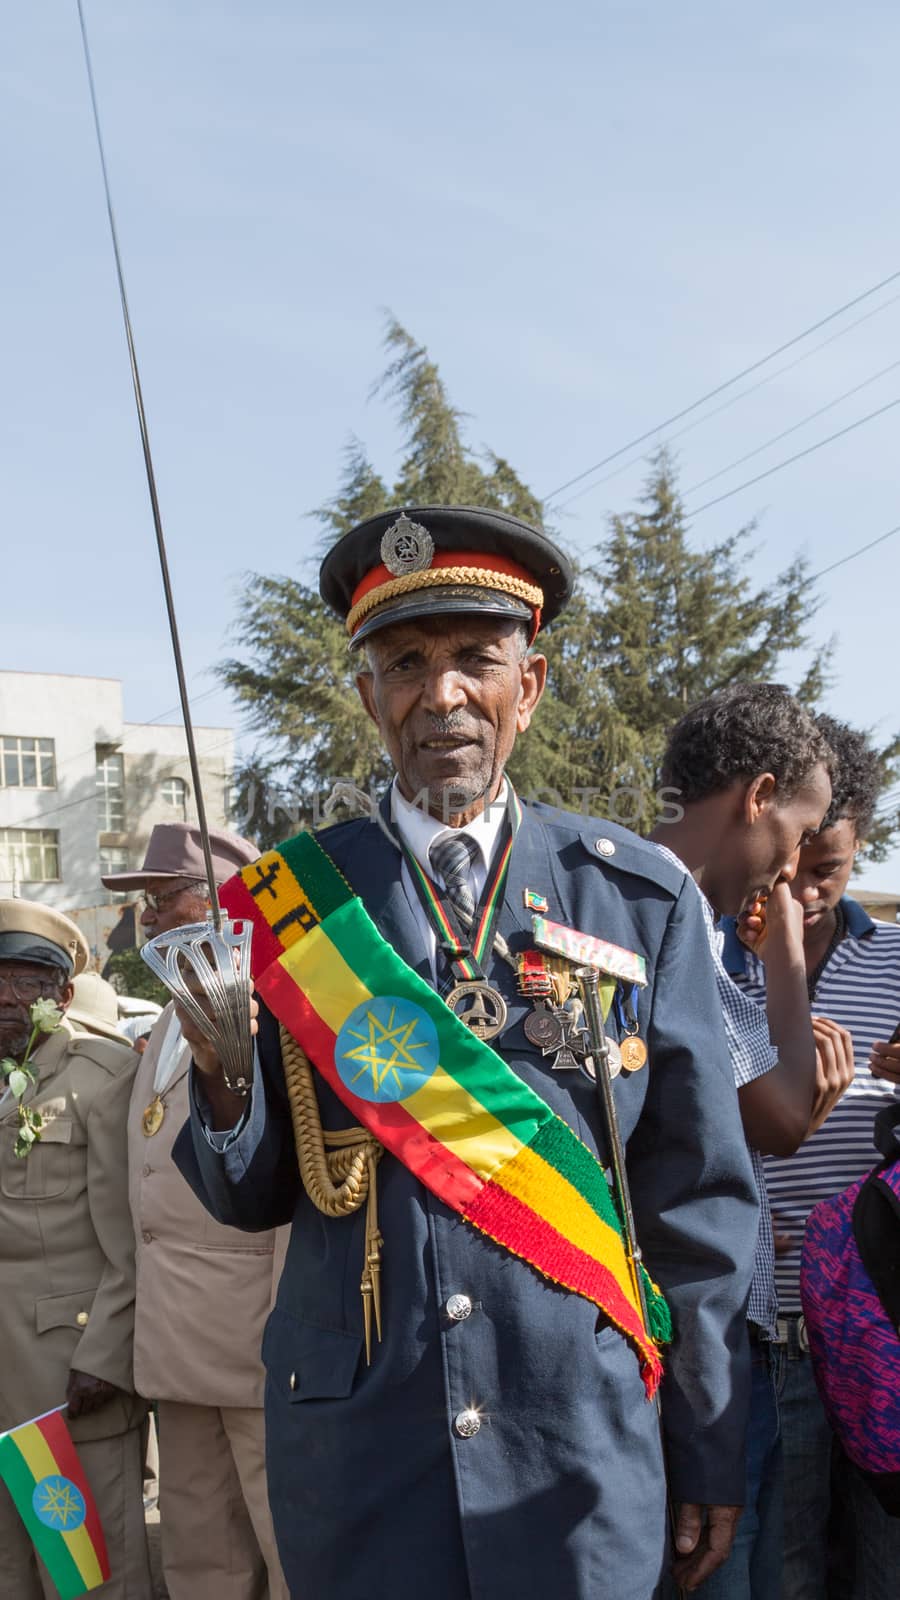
[
  {"x1": 661, "y1": 1340, "x2": 783, "y2": 1600},
  {"x1": 773, "y1": 1337, "x2": 900, "y2": 1599}
]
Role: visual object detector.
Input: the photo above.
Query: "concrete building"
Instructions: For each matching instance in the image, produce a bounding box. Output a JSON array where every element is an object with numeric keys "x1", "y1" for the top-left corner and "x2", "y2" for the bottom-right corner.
[{"x1": 0, "y1": 671, "x2": 234, "y2": 967}]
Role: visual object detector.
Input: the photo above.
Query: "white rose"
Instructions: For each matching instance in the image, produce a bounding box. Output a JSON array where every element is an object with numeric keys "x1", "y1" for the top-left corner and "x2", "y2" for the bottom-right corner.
[{"x1": 29, "y1": 998, "x2": 63, "y2": 1033}]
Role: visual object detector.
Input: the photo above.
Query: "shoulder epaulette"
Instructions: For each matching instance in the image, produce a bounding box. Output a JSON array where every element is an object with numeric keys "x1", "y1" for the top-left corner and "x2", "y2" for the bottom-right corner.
[
  {"x1": 68, "y1": 1033, "x2": 135, "y2": 1077},
  {"x1": 530, "y1": 803, "x2": 687, "y2": 898}
]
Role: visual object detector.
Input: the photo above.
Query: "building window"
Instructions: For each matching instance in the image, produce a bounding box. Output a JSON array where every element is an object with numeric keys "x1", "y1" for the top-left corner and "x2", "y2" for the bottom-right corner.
[
  {"x1": 160, "y1": 776, "x2": 188, "y2": 819},
  {"x1": 0, "y1": 736, "x2": 56, "y2": 789},
  {"x1": 99, "y1": 845, "x2": 130, "y2": 904},
  {"x1": 96, "y1": 748, "x2": 125, "y2": 831},
  {"x1": 0, "y1": 828, "x2": 61, "y2": 882}
]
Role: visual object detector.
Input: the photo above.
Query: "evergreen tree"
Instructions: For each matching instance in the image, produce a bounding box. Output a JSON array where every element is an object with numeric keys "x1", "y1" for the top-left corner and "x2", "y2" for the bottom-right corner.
[
  {"x1": 221, "y1": 321, "x2": 899, "y2": 859},
  {"x1": 560, "y1": 452, "x2": 835, "y2": 827}
]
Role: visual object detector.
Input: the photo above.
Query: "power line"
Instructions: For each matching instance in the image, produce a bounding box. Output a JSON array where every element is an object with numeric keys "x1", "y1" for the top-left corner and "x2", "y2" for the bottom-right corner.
[
  {"x1": 808, "y1": 522, "x2": 900, "y2": 585},
  {"x1": 543, "y1": 266, "x2": 900, "y2": 504},
  {"x1": 0, "y1": 680, "x2": 221, "y2": 804},
  {"x1": 685, "y1": 396, "x2": 900, "y2": 519},
  {"x1": 1, "y1": 729, "x2": 238, "y2": 833},
  {"x1": 683, "y1": 358, "x2": 900, "y2": 497},
  {"x1": 552, "y1": 289, "x2": 900, "y2": 514}
]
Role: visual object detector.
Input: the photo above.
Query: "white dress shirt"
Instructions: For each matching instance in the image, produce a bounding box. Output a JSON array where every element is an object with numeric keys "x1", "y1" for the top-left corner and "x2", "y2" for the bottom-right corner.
[{"x1": 153, "y1": 1009, "x2": 190, "y2": 1095}]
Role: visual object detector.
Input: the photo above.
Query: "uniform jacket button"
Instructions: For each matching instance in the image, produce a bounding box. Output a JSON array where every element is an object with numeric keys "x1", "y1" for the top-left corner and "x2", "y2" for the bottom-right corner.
[
  {"x1": 454, "y1": 1409, "x2": 481, "y2": 1438},
  {"x1": 595, "y1": 837, "x2": 616, "y2": 857},
  {"x1": 76, "y1": 1311, "x2": 89, "y2": 1328},
  {"x1": 142, "y1": 1231, "x2": 153, "y2": 1244},
  {"x1": 289, "y1": 1371, "x2": 297, "y2": 1391},
  {"x1": 445, "y1": 1293, "x2": 473, "y2": 1322}
]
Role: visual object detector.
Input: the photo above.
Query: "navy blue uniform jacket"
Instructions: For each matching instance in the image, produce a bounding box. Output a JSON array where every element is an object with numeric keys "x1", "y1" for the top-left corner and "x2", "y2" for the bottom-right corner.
[{"x1": 174, "y1": 801, "x2": 757, "y2": 1600}]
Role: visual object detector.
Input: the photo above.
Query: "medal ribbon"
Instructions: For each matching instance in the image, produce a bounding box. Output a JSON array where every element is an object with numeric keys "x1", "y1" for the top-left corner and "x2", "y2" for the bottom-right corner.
[{"x1": 403, "y1": 790, "x2": 522, "y2": 983}]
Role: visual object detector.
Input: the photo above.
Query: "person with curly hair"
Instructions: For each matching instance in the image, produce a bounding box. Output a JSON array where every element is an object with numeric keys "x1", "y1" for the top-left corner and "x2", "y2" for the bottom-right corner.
[
  {"x1": 724, "y1": 714, "x2": 900, "y2": 1599},
  {"x1": 654, "y1": 682, "x2": 854, "y2": 1600}
]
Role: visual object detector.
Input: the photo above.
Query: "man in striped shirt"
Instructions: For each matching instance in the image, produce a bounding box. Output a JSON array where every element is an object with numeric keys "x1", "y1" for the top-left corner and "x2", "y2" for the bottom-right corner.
[{"x1": 724, "y1": 715, "x2": 900, "y2": 1600}]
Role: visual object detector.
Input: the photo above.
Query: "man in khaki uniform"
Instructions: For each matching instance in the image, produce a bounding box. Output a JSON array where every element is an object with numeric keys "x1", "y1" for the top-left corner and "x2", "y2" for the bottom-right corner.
[
  {"x1": 0, "y1": 899, "x2": 152, "y2": 1599},
  {"x1": 103, "y1": 823, "x2": 289, "y2": 1600}
]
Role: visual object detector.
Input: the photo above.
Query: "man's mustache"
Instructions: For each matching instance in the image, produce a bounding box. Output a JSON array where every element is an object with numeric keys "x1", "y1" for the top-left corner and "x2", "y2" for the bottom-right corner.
[{"x1": 419, "y1": 715, "x2": 481, "y2": 739}]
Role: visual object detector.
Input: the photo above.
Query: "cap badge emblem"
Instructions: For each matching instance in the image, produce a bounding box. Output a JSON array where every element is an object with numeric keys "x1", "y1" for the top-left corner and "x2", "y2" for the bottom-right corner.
[{"x1": 380, "y1": 513, "x2": 435, "y2": 576}]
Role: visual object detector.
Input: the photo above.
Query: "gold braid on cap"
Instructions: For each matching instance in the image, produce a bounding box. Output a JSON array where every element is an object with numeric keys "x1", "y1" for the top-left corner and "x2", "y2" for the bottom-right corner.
[
  {"x1": 280, "y1": 1023, "x2": 384, "y2": 1365},
  {"x1": 346, "y1": 565, "x2": 544, "y2": 636}
]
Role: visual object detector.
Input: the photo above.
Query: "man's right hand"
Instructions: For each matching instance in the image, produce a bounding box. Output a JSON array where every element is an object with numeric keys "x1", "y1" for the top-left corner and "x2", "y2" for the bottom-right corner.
[
  {"x1": 737, "y1": 879, "x2": 805, "y2": 964},
  {"x1": 175, "y1": 988, "x2": 259, "y2": 1078},
  {"x1": 807, "y1": 1014, "x2": 854, "y2": 1134},
  {"x1": 174, "y1": 986, "x2": 258, "y2": 1130}
]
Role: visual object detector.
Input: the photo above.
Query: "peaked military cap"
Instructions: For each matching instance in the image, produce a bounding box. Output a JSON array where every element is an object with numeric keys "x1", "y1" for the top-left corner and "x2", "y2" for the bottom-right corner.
[
  {"x1": 0, "y1": 898, "x2": 90, "y2": 977},
  {"x1": 319, "y1": 505, "x2": 574, "y2": 650}
]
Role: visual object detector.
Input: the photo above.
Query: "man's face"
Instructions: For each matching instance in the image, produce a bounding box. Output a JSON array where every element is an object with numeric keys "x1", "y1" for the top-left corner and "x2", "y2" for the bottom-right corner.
[
  {"x1": 727, "y1": 761, "x2": 833, "y2": 916},
  {"x1": 356, "y1": 615, "x2": 547, "y2": 820},
  {"x1": 139, "y1": 877, "x2": 210, "y2": 937},
  {"x1": 0, "y1": 960, "x2": 71, "y2": 1061},
  {"x1": 790, "y1": 817, "x2": 858, "y2": 931}
]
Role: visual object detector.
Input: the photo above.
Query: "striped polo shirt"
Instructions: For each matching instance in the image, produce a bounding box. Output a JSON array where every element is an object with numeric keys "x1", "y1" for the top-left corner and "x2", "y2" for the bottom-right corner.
[{"x1": 722, "y1": 898, "x2": 900, "y2": 1311}]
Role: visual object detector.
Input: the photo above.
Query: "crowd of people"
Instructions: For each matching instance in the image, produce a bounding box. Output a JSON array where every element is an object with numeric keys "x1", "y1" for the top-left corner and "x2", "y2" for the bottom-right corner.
[{"x1": 1, "y1": 502, "x2": 898, "y2": 1600}]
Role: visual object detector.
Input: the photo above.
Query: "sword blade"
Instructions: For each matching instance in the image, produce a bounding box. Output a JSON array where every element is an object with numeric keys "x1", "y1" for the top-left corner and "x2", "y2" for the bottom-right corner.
[{"x1": 76, "y1": 0, "x2": 222, "y2": 926}]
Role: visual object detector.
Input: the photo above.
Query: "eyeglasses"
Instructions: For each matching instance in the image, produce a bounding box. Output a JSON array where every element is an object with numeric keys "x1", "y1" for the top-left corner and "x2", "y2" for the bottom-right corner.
[
  {"x1": 141, "y1": 881, "x2": 208, "y2": 912},
  {"x1": 0, "y1": 972, "x2": 63, "y2": 1004}
]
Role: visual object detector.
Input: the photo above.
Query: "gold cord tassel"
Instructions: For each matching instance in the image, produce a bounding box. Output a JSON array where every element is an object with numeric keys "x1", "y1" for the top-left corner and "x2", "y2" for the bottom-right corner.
[{"x1": 280, "y1": 1024, "x2": 384, "y2": 1362}]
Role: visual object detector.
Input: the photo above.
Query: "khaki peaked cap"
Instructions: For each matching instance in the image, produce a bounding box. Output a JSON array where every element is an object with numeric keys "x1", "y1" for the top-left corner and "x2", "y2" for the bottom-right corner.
[{"x1": 0, "y1": 898, "x2": 90, "y2": 977}]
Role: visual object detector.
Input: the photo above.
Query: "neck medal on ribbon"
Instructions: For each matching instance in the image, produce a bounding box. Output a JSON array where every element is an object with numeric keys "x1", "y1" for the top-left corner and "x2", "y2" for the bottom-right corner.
[{"x1": 401, "y1": 791, "x2": 523, "y2": 1042}]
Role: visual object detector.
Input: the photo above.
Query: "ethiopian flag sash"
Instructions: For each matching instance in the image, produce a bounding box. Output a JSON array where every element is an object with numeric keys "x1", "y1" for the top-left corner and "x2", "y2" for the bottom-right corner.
[
  {"x1": 222, "y1": 832, "x2": 669, "y2": 1395},
  {"x1": 0, "y1": 1408, "x2": 110, "y2": 1597}
]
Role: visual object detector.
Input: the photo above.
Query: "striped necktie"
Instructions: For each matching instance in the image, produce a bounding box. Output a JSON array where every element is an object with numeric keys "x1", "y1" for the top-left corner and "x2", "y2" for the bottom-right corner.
[{"x1": 429, "y1": 832, "x2": 479, "y2": 922}]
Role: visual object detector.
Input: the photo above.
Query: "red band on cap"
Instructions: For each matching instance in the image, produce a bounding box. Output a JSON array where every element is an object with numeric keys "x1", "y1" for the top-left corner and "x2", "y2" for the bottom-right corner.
[{"x1": 349, "y1": 550, "x2": 540, "y2": 613}]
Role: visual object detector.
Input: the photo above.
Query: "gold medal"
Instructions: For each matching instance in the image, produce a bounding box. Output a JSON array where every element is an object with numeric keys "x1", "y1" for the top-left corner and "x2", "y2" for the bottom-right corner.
[
  {"x1": 620, "y1": 1036, "x2": 648, "y2": 1073},
  {"x1": 142, "y1": 1095, "x2": 166, "y2": 1137}
]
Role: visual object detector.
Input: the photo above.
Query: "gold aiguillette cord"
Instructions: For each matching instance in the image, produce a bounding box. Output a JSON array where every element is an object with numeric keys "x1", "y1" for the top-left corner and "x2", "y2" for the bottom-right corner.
[{"x1": 279, "y1": 1024, "x2": 384, "y2": 1363}]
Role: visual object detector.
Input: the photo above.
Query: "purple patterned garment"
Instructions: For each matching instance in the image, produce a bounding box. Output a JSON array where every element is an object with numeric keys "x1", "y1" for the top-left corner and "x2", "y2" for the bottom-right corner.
[{"x1": 801, "y1": 1160, "x2": 900, "y2": 1476}]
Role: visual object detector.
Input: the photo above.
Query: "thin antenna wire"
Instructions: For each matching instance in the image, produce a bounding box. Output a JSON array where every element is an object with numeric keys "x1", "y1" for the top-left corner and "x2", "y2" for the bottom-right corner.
[{"x1": 76, "y1": 0, "x2": 222, "y2": 928}]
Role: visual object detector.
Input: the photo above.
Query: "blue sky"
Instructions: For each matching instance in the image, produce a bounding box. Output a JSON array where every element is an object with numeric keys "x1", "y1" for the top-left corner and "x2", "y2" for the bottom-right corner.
[{"x1": 3, "y1": 2, "x2": 899, "y2": 884}]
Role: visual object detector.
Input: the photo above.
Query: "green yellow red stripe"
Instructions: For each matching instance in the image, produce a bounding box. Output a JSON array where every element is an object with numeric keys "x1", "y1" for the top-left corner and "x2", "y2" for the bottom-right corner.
[
  {"x1": 257, "y1": 951, "x2": 652, "y2": 1373},
  {"x1": 225, "y1": 826, "x2": 668, "y2": 1394},
  {"x1": 0, "y1": 1410, "x2": 110, "y2": 1596},
  {"x1": 280, "y1": 914, "x2": 635, "y2": 1298}
]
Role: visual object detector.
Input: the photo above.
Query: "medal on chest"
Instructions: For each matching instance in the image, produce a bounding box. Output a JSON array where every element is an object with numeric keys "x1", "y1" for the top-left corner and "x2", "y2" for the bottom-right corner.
[
  {"x1": 517, "y1": 950, "x2": 593, "y2": 1070},
  {"x1": 518, "y1": 932, "x2": 649, "y2": 1076},
  {"x1": 403, "y1": 793, "x2": 522, "y2": 1043},
  {"x1": 141, "y1": 1094, "x2": 165, "y2": 1137},
  {"x1": 444, "y1": 981, "x2": 508, "y2": 1041}
]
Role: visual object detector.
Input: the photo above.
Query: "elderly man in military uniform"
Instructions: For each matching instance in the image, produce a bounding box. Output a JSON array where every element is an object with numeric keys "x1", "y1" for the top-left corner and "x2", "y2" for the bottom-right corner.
[
  {"x1": 0, "y1": 899, "x2": 152, "y2": 1599},
  {"x1": 174, "y1": 507, "x2": 759, "y2": 1600}
]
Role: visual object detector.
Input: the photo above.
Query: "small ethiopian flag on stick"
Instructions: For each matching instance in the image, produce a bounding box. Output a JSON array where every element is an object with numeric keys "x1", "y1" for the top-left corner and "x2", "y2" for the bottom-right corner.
[{"x1": 0, "y1": 1406, "x2": 110, "y2": 1597}]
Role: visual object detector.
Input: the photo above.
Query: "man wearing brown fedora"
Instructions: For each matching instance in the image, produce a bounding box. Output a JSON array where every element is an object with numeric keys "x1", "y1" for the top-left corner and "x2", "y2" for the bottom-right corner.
[{"x1": 102, "y1": 824, "x2": 289, "y2": 1600}]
